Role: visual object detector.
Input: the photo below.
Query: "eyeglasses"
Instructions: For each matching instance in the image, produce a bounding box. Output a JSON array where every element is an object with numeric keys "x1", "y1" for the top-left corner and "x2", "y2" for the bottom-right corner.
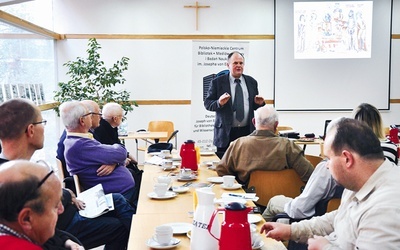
[
  {"x1": 91, "y1": 112, "x2": 102, "y2": 116},
  {"x1": 81, "y1": 112, "x2": 93, "y2": 118},
  {"x1": 17, "y1": 161, "x2": 54, "y2": 211},
  {"x1": 32, "y1": 120, "x2": 47, "y2": 126}
]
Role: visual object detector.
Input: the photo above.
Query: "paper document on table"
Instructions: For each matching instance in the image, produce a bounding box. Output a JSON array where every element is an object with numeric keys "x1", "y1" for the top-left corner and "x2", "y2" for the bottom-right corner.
[
  {"x1": 221, "y1": 192, "x2": 259, "y2": 202},
  {"x1": 144, "y1": 156, "x2": 164, "y2": 165},
  {"x1": 78, "y1": 184, "x2": 114, "y2": 218}
]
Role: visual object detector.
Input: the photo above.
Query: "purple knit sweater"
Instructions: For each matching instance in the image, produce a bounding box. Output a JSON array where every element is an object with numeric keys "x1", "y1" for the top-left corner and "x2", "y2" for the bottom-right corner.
[{"x1": 64, "y1": 135, "x2": 135, "y2": 195}]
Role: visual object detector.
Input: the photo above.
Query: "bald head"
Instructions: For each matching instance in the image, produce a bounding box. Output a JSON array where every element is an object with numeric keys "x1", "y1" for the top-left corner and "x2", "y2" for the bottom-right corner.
[
  {"x1": 0, "y1": 160, "x2": 63, "y2": 245},
  {"x1": 81, "y1": 100, "x2": 101, "y2": 129},
  {"x1": 254, "y1": 105, "x2": 279, "y2": 131}
]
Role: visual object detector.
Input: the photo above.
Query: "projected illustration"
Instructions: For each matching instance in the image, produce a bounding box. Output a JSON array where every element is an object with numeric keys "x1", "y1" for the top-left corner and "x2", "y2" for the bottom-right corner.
[{"x1": 294, "y1": 1, "x2": 373, "y2": 59}]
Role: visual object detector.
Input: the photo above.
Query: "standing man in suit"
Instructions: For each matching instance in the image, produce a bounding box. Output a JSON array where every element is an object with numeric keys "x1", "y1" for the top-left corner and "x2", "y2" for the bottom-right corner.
[{"x1": 204, "y1": 51, "x2": 265, "y2": 158}]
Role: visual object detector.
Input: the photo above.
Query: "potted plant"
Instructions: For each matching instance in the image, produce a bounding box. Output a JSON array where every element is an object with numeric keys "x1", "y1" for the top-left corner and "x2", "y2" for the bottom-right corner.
[{"x1": 53, "y1": 38, "x2": 137, "y2": 114}]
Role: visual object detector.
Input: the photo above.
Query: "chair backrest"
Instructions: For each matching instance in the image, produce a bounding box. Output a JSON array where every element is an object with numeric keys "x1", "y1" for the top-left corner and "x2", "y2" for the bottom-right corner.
[
  {"x1": 305, "y1": 154, "x2": 323, "y2": 168},
  {"x1": 148, "y1": 121, "x2": 175, "y2": 142},
  {"x1": 277, "y1": 126, "x2": 293, "y2": 132},
  {"x1": 73, "y1": 174, "x2": 83, "y2": 195},
  {"x1": 55, "y1": 158, "x2": 65, "y2": 188},
  {"x1": 248, "y1": 169, "x2": 305, "y2": 207}
]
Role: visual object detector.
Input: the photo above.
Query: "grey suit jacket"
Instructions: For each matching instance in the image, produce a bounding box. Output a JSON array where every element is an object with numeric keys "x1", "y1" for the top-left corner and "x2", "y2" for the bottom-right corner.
[{"x1": 204, "y1": 73, "x2": 264, "y2": 148}]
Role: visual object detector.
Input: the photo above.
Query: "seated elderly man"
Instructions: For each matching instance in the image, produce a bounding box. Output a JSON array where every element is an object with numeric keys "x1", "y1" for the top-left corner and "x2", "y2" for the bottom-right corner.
[
  {"x1": 0, "y1": 160, "x2": 63, "y2": 249},
  {"x1": 216, "y1": 105, "x2": 314, "y2": 186},
  {"x1": 60, "y1": 100, "x2": 136, "y2": 206},
  {"x1": 0, "y1": 98, "x2": 135, "y2": 249},
  {"x1": 93, "y1": 102, "x2": 137, "y2": 164}
]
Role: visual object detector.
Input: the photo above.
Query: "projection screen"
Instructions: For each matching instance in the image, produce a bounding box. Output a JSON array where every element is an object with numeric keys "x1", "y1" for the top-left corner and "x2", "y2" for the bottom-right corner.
[{"x1": 274, "y1": 0, "x2": 393, "y2": 111}]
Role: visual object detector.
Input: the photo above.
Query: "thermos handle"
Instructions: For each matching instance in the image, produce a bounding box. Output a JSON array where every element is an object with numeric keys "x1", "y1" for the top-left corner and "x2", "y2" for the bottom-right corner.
[{"x1": 207, "y1": 208, "x2": 222, "y2": 241}]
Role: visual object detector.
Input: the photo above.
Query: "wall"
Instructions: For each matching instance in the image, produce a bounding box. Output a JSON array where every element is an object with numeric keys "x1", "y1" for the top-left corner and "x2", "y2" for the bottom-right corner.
[{"x1": 53, "y1": 0, "x2": 400, "y2": 158}]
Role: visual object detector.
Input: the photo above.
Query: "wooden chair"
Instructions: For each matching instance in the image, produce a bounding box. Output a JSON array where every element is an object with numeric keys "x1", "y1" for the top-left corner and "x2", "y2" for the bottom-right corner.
[
  {"x1": 248, "y1": 169, "x2": 305, "y2": 207},
  {"x1": 305, "y1": 154, "x2": 323, "y2": 168},
  {"x1": 326, "y1": 198, "x2": 341, "y2": 212},
  {"x1": 136, "y1": 121, "x2": 179, "y2": 157},
  {"x1": 73, "y1": 174, "x2": 83, "y2": 195},
  {"x1": 55, "y1": 158, "x2": 65, "y2": 187},
  {"x1": 276, "y1": 126, "x2": 293, "y2": 135}
]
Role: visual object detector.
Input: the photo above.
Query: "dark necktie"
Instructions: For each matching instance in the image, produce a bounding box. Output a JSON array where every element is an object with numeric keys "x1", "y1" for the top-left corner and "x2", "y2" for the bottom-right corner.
[{"x1": 234, "y1": 79, "x2": 244, "y2": 122}]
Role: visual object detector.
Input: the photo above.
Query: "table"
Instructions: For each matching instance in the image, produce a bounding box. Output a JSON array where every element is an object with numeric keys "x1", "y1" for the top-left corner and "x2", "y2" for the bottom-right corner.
[
  {"x1": 294, "y1": 138, "x2": 324, "y2": 157},
  {"x1": 127, "y1": 153, "x2": 286, "y2": 250},
  {"x1": 119, "y1": 131, "x2": 168, "y2": 160}
]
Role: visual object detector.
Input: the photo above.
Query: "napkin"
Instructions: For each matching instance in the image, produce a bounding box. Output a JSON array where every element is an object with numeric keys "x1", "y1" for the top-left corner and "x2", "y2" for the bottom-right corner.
[
  {"x1": 144, "y1": 156, "x2": 164, "y2": 166},
  {"x1": 221, "y1": 192, "x2": 259, "y2": 202}
]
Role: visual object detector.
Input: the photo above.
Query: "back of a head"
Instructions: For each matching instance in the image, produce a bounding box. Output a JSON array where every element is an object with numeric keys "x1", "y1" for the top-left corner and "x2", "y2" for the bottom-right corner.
[
  {"x1": 254, "y1": 105, "x2": 278, "y2": 129},
  {"x1": 352, "y1": 103, "x2": 384, "y2": 139},
  {"x1": 102, "y1": 102, "x2": 123, "y2": 120},
  {"x1": 60, "y1": 100, "x2": 86, "y2": 130},
  {"x1": 81, "y1": 100, "x2": 99, "y2": 113},
  {"x1": 327, "y1": 117, "x2": 384, "y2": 160},
  {"x1": 0, "y1": 98, "x2": 39, "y2": 140}
]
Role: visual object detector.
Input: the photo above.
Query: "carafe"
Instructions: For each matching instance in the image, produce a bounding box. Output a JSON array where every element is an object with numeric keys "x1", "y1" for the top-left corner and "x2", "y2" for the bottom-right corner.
[
  {"x1": 180, "y1": 140, "x2": 198, "y2": 170},
  {"x1": 191, "y1": 188, "x2": 219, "y2": 250},
  {"x1": 208, "y1": 202, "x2": 252, "y2": 250}
]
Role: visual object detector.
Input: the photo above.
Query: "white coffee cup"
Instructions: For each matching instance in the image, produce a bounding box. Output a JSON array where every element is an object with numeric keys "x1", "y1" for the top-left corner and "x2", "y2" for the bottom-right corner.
[
  {"x1": 156, "y1": 176, "x2": 172, "y2": 185},
  {"x1": 162, "y1": 160, "x2": 173, "y2": 169},
  {"x1": 211, "y1": 160, "x2": 219, "y2": 169},
  {"x1": 154, "y1": 183, "x2": 168, "y2": 197},
  {"x1": 160, "y1": 149, "x2": 171, "y2": 158},
  {"x1": 223, "y1": 175, "x2": 235, "y2": 187},
  {"x1": 276, "y1": 218, "x2": 290, "y2": 224},
  {"x1": 180, "y1": 168, "x2": 192, "y2": 179},
  {"x1": 155, "y1": 225, "x2": 173, "y2": 245}
]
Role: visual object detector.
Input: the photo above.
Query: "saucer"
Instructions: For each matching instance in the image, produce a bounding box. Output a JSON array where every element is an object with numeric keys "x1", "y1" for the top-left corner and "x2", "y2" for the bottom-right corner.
[
  {"x1": 177, "y1": 175, "x2": 197, "y2": 181},
  {"x1": 146, "y1": 237, "x2": 180, "y2": 249},
  {"x1": 248, "y1": 214, "x2": 262, "y2": 224},
  {"x1": 207, "y1": 177, "x2": 223, "y2": 184},
  {"x1": 172, "y1": 186, "x2": 189, "y2": 193},
  {"x1": 162, "y1": 222, "x2": 192, "y2": 234},
  {"x1": 221, "y1": 183, "x2": 242, "y2": 190},
  {"x1": 252, "y1": 240, "x2": 265, "y2": 249},
  {"x1": 149, "y1": 152, "x2": 161, "y2": 156},
  {"x1": 162, "y1": 166, "x2": 177, "y2": 171},
  {"x1": 147, "y1": 191, "x2": 177, "y2": 200}
]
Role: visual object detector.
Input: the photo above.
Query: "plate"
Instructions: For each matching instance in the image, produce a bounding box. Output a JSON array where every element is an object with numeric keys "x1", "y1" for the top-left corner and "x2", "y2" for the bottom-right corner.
[
  {"x1": 252, "y1": 240, "x2": 265, "y2": 249},
  {"x1": 200, "y1": 151, "x2": 215, "y2": 156},
  {"x1": 203, "y1": 161, "x2": 213, "y2": 165},
  {"x1": 172, "y1": 186, "x2": 189, "y2": 193},
  {"x1": 147, "y1": 191, "x2": 177, "y2": 200},
  {"x1": 177, "y1": 175, "x2": 197, "y2": 181},
  {"x1": 162, "y1": 166, "x2": 177, "y2": 171},
  {"x1": 149, "y1": 152, "x2": 161, "y2": 156},
  {"x1": 220, "y1": 183, "x2": 242, "y2": 190},
  {"x1": 207, "y1": 177, "x2": 223, "y2": 184},
  {"x1": 172, "y1": 162, "x2": 181, "y2": 166},
  {"x1": 186, "y1": 230, "x2": 192, "y2": 239},
  {"x1": 146, "y1": 237, "x2": 181, "y2": 249},
  {"x1": 162, "y1": 223, "x2": 192, "y2": 234},
  {"x1": 248, "y1": 214, "x2": 262, "y2": 224}
]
